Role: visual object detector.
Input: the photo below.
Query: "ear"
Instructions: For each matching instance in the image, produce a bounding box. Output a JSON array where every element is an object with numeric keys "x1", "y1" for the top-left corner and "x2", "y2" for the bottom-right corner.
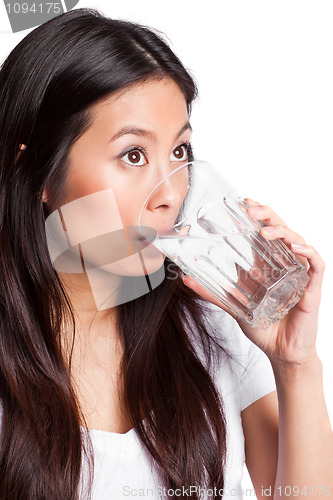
[
  {"x1": 42, "y1": 187, "x2": 49, "y2": 204},
  {"x1": 16, "y1": 143, "x2": 27, "y2": 162}
]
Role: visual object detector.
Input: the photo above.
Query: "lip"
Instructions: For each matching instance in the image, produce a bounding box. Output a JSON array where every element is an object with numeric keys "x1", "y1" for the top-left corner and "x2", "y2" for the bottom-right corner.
[
  {"x1": 137, "y1": 236, "x2": 163, "y2": 255},
  {"x1": 138, "y1": 236, "x2": 154, "y2": 247},
  {"x1": 140, "y1": 227, "x2": 176, "y2": 239}
]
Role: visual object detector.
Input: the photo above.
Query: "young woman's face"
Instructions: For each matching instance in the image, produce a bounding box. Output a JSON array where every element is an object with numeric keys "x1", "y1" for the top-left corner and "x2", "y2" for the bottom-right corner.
[{"x1": 50, "y1": 78, "x2": 192, "y2": 276}]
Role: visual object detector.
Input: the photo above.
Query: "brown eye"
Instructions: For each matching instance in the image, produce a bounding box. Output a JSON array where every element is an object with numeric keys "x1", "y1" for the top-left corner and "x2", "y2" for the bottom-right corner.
[
  {"x1": 122, "y1": 149, "x2": 147, "y2": 167},
  {"x1": 128, "y1": 151, "x2": 141, "y2": 163},
  {"x1": 170, "y1": 144, "x2": 188, "y2": 162}
]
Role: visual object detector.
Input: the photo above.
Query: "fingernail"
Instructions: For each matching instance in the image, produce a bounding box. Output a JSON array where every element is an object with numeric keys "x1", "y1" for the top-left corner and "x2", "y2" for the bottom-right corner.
[
  {"x1": 291, "y1": 243, "x2": 305, "y2": 250},
  {"x1": 246, "y1": 198, "x2": 261, "y2": 206},
  {"x1": 262, "y1": 226, "x2": 275, "y2": 233}
]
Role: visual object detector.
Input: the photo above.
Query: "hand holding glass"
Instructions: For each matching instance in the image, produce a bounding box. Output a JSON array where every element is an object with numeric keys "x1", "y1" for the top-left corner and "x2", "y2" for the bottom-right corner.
[{"x1": 138, "y1": 161, "x2": 309, "y2": 329}]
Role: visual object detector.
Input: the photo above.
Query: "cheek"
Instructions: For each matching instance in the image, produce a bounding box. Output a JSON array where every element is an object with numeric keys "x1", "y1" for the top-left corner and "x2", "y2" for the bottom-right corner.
[
  {"x1": 62, "y1": 156, "x2": 146, "y2": 232},
  {"x1": 112, "y1": 187, "x2": 142, "y2": 229},
  {"x1": 63, "y1": 168, "x2": 110, "y2": 205},
  {"x1": 63, "y1": 141, "x2": 113, "y2": 204}
]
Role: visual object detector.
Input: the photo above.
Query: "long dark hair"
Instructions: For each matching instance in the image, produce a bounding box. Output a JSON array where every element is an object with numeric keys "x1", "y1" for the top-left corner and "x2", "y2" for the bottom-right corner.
[{"x1": 0, "y1": 9, "x2": 232, "y2": 499}]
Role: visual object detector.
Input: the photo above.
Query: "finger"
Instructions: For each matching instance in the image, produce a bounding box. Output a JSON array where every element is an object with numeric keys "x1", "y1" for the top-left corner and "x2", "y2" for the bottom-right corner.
[
  {"x1": 244, "y1": 200, "x2": 288, "y2": 228},
  {"x1": 259, "y1": 224, "x2": 306, "y2": 246},
  {"x1": 290, "y1": 243, "x2": 325, "y2": 309},
  {"x1": 258, "y1": 224, "x2": 307, "y2": 268},
  {"x1": 245, "y1": 198, "x2": 261, "y2": 207}
]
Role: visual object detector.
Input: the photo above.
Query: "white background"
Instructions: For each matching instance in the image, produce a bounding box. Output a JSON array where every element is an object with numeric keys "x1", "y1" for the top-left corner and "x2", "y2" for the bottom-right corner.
[{"x1": 1, "y1": 1, "x2": 332, "y2": 496}]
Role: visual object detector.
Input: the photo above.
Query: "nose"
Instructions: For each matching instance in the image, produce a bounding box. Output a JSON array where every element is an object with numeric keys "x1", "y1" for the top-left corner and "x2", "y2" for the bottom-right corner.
[{"x1": 142, "y1": 164, "x2": 190, "y2": 235}]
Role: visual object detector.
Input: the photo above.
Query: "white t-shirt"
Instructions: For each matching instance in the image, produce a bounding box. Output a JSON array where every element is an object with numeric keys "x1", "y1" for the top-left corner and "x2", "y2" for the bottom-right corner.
[{"x1": 79, "y1": 304, "x2": 276, "y2": 500}]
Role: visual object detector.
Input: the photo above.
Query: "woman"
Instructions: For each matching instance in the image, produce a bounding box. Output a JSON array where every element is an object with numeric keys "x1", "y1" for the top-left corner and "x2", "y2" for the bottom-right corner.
[{"x1": 0, "y1": 8, "x2": 331, "y2": 500}]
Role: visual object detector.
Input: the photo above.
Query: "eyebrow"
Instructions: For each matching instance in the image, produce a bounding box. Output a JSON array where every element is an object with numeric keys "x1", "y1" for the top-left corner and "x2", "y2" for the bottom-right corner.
[{"x1": 110, "y1": 122, "x2": 192, "y2": 142}]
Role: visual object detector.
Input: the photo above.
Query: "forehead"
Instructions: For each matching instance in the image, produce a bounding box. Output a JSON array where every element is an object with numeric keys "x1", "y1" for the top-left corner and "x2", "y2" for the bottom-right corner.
[{"x1": 88, "y1": 78, "x2": 189, "y2": 132}]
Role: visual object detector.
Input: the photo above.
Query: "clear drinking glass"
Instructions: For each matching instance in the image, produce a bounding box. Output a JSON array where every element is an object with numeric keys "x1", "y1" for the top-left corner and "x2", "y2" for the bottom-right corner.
[{"x1": 138, "y1": 160, "x2": 309, "y2": 329}]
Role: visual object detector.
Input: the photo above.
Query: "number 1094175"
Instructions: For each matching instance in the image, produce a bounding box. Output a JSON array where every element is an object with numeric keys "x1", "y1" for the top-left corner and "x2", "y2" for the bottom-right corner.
[{"x1": 5, "y1": 3, "x2": 61, "y2": 14}]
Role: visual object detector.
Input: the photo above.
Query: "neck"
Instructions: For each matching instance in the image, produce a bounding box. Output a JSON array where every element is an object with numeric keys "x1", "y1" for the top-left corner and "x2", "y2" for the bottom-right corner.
[{"x1": 58, "y1": 271, "x2": 121, "y2": 352}]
